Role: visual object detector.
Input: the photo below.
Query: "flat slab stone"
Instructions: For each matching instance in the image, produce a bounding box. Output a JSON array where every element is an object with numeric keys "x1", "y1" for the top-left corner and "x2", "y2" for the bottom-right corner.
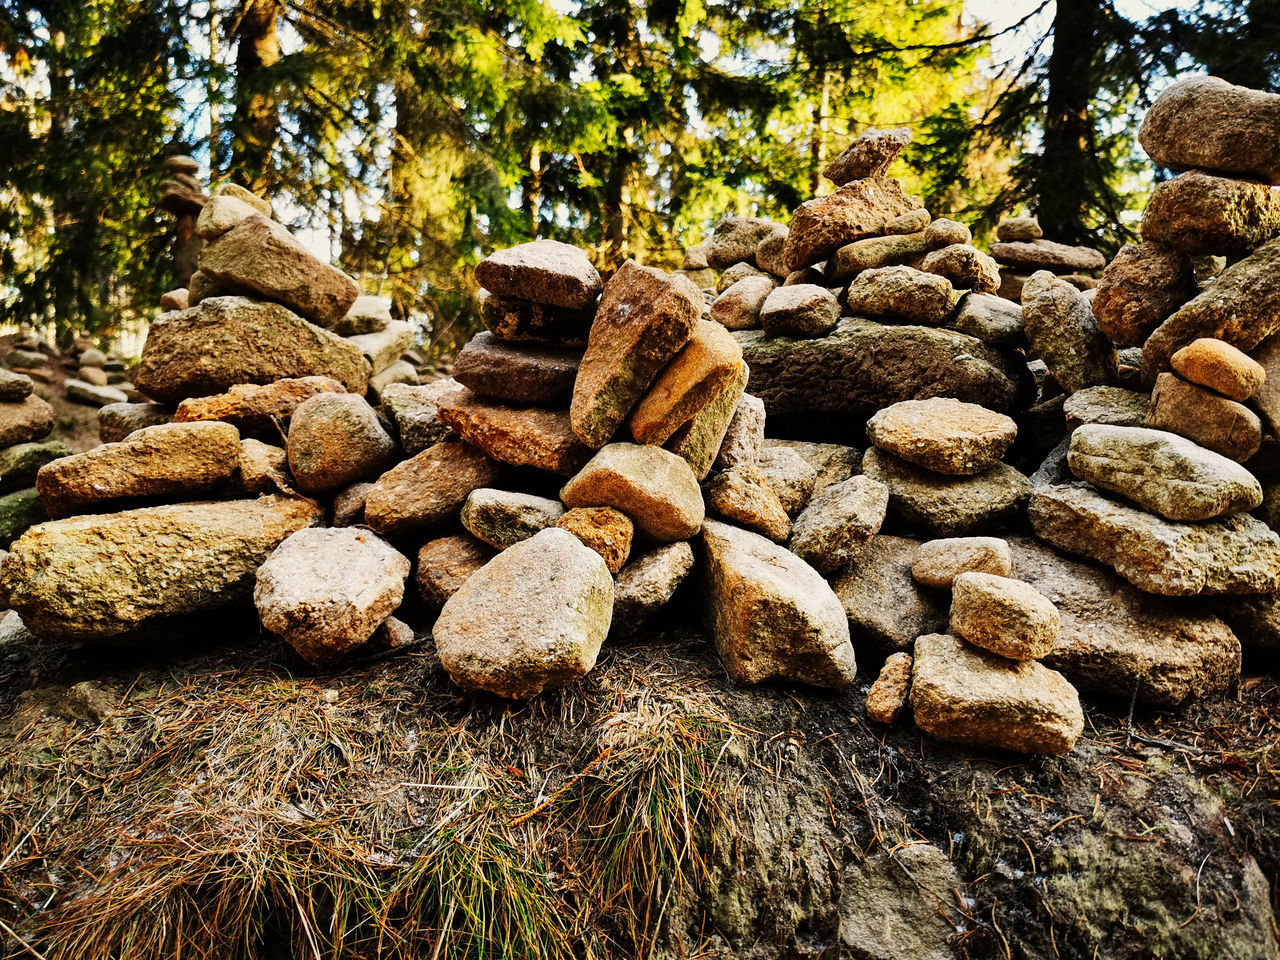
[
  {"x1": 1140, "y1": 171, "x2": 1280, "y2": 255},
  {"x1": 783, "y1": 177, "x2": 923, "y2": 272},
  {"x1": 701, "y1": 519, "x2": 856, "y2": 688},
  {"x1": 364, "y1": 441, "x2": 498, "y2": 538},
  {"x1": 1062, "y1": 386, "x2": 1150, "y2": 431},
  {"x1": 628, "y1": 319, "x2": 742, "y2": 445},
  {"x1": 989, "y1": 240, "x2": 1106, "y2": 272},
  {"x1": 866, "y1": 397, "x2": 1016, "y2": 476},
  {"x1": 1029, "y1": 482, "x2": 1280, "y2": 596},
  {"x1": 826, "y1": 233, "x2": 931, "y2": 281},
  {"x1": 437, "y1": 386, "x2": 593, "y2": 476},
  {"x1": 66, "y1": 380, "x2": 129, "y2": 407},
  {"x1": 173, "y1": 376, "x2": 347, "y2": 436},
  {"x1": 452, "y1": 331, "x2": 581, "y2": 405},
  {"x1": 560, "y1": 442, "x2": 704, "y2": 542},
  {"x1": 97, "y1": 403, "x2": 172, "y2": 444},
  {"x1": 474, "y1": 239, "x2": 602, "y2": 310},
  {"x1": 833, "y1": 535, "x2": 948, "y2": 652},
  {"x1": 996, "y1": 217, "x2": 1042, "y2": 241}
]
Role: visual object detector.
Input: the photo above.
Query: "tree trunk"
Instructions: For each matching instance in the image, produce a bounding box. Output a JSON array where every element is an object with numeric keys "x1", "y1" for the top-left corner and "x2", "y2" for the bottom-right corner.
[
  {"x1": 229, "y1": 0, "x2": 280, "y2": 193},
  {"x1": 522, "y1": 143, "x2": 542, "y2": 239}
]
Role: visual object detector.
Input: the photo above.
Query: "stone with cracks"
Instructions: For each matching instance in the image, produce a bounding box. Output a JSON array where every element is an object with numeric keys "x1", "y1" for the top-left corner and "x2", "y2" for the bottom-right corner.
[
  {"x1": 910, "y1": 633, "x2": 1083, "y2": 756},
  {"x1": 197, "y1": 215, "x2": 359, "y2": 327},
  {"x1": 911, "y1": 537, "x2": 1012, "y2": 588},
  {"x1": 474, "y1": 239, "x2": 602, "y2": 310},
  {"x1": 1029, "y1": 482, "x2": 1280, "y2": 596},
  {"x1": 460, "y1": 488, "x2": 565, "y2": 550},
  {"x1": 173, "y1": 376, "x2": 347, "y2": 437},
  {"x1": 437, "y1": 387, "x2": 593, "y2": 476},
  {"x1": 287, "y1": 394, "x2": 396, "y2": 494},
  {"x1": 783, "y1": 178, "x2": 923, "y2": 272},
  {"x1": 704, "y1": 466, "x2": 792, "y2": 542},
  {"x1": 0, "y1": 495, "x2": 322, "y2": 641},
  {"x1": 1062, "y1": 386, "x2": 1150, "y2": 431},
  {"x1": 560, "y1": 443, "x2": 704, "y2": 542},
  {"x1": 254, "y1": 528, "x2": 410, "y2": 666},
  {"x1": 866, "y1": 397, "x2": 1016, "y2": 476},
  {"x1": 363, "y1": 441, "x2": 497, "y2": 538},
  {"x1": 701, "y1": 519, "x2": 857, "y2": 688},
  {"x1": 1170, "y1": 339, "x2": 1265, "y2": 402},
  {"x1": 822, "y1": 127, "x2": 911, "y2": 185},
  {"x1": 710, "y1": 275, "x2": 775, "y2": 331},
  {"x1": 918, "y1": 244, "x2": 1000, "y2": 294},
  {"x1": 36, "y1": 421, "x2": 240, "y2": 518},
  {"x1": 416, "y1": 535, "x2": 494, "y2": 609},
  {"x1": 1146, "y1": 373, "x2": 1263, "y2": 463},
  {"x1": 760, "y1": 284, "x2": 840, "y2": 338},
  {"x1": 833, "y1": 536, "x2": 948, "y2": 652},
  {"x1": 453, "y1": 331, "x2": 581, "y2": 405},
  {"x1": 1092, "y1": 242, "x2": 1196, "y2": 347},
  {"x1": 704, "y1": 217, "x2": 783, "y2": 269},
  {"x1": 1021, "y1": 272, "x2": 1116, "y2": 394},
  {"x1": 0, "y1": 395, "x2": 54, "y2": 448},
  {"x1": 989, "y1": 240, "x2": 1106, "y2": 273},
  {"x1": 434, "y1": 528, "x2": 613, "y2": 699},
  {"x1": 380, "y1": 380, "x2": 457, "y2": 455},
  {"x1": 788, "y1": 475, "x2": 888, "y2": 574},
  {"x1": 950, "y1": 572, "x2": 1060, "y2": 661},
  {"x1": 98, "y1": 402, "x2": 172, "y2": 444},
  {"x1": 479, "y1": 291, "x2": 593, "y2": 344},
  {"x1": 557, "y1": 506, "x2": 634, "y2": 574},
  {"x1": 952, "y1": 293, "x2": 1024, "y2": 345},
  {"x1": 628, "y1": 319, "x2": 743, "y2": 445},
  {"x1": 135, "y1": 297, "x2": 369, "y2": 401},
  {"x1": 865, "y1": 652, "x2": 913, "y2": 724},
  {"x1": 1140, "y1": 171, "x2": 1280, "y2": 255},
  {"x1": 666, "y1": 362, "x2": 749, "y2": 480},
  {"x1": 612, "y1": 541, "x2": 695, "y2": 630},
  {"x1": 843, "y1": 265, "x2": 959, "y2": 326},
  {"x1": 570, "y1": 260, "x2": 702, "y2": 448},
  {"x1": 0, "y1": 441, "x2": 72, "y2": 496}
]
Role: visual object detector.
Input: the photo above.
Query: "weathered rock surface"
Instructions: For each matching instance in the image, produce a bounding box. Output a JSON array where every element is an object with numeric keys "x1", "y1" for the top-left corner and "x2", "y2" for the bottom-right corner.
[
  {"x1": 0, "y1": 495, "x2": 322, "y2": 640},
  {"x1": 434, "y1": 528, "x2": 613, "y2": 698},
  {"x1": 331, "y1": 295, "x2": 391, "y2": 337},
  {"x1": 628, "y1": 319, "x2": 742, "y2": 445},
  {"x1": 0, "y1": 395, "x2": 54, "y2": 448},
  {"x1": 0, "y1": 441, "x2": 72, "y2": 496},
  {"x1": 1170, "y1": 342, "x2": 1265, "y2": 409},
  {"x1": 331, "y1": 481, "x2": 372, "y2": 527},
  {"x1": 712, "y1": 391, "x2": 765, "y2": 472},
  {"x1": 924, "y1": 218, "x2": 971, "y2": 248},
  {"x1": 865, "y1": 652, "x2": 913, "y2": 724},
  {"x1": 822, "y1": 127, "x2": 911, "y2": 185},
  {"x1": 755, "y1": 230, "x2": 790, "y2": 277},
  {"x1": 98, "y1": 402, "x2": 172, "y2": 443},
  {"x1": 287, "y1": 393, "x2": 395, "y2": 494},
  {"x1": 1092, "y1": 242, "x2": 1195, "y2": 347},
  {"x1": 437, "y1": 387, "x2": 592, "y2": 475},
  {"x1": 760, "y1": 284, "x2": 841, "y2": 338},
  {"x1": 996, "y1": 216, "x2": 1042, "y2": 241},
  {"x1": 36, "y1": 421, "x2": 240, "y2": 518},
  {"x1": 666, "y1": 362, "x2": 749, "y2": 480},
  {"x1": 788, "y1": 475, "x2": 888, "y2": 573},
  {"x1": 1146, "y1": 373, "x2": 1263, "y2": 462},
  {"x1": 765, "y1": 440, "x2": 860, "y2": 495},
  {"x1": 570, "y1": 260, "x2": 702, "y2": 447},
  {"x1": 833, "y1": 535, "x2": 948, "y2": 652},
  {"x1": 757, "y1": 445, "x2": 817, "y2": 516},
  {"x1": 911, "y1": 536, "x2": 1012, "y2": 588},
  {"x1": 950, "y1": 572, "x2": 1060, "y2": 661},
  {"x1": 1062, "y1": 386, "x2": 1150, "y2": 431},
  {"x1": 867, "y1": 397, "x2": 1016, "y2": 476},
  {"x1": 612, "y1": 541, "x2": 695, "y2": 629},
  {"x1": 703, "y1": 217, "x2": 782, "y2": 269},
  {"x1": 1021, "y1": 272, "x2": 1116, "y2": 394},
  {"x1": 843, "y1": 265, "x2": 958, "y2": 326},
  {"x1": 701, "y1": 519, "x2": 856, "y2": 688},
  {"x1": 415, "y1": 534, "x2": 493, "y2": 609},
  {"x1": 348, "y1": 321, "x2": 414, "y2": 375},
  {"x1": 989, "y1": 240, "x2": 1107, "y2": 273},
  {"x1": 254, "y1": 528, "x2": 410, "y2": 666},
  {"x1": 784, "y1": 178, "x2": 923, "y2": 271},
  {"x1": 380, "y1": 380, "x2": 457, "y2": 455},
  {"x1": 460, "y1": 488, "x2": 565, "y2": 550},
  {"x1": 826, "y1": 232, "x2": 931, "y2": 281},
  {"x1": 710, "y1": 275, "x2": 775, "y2": 331},
  {"x1": 560, "y1": 443, "x2": 704, "y2": 542},
  {"x1": 173, "y1": 376, "x2": 347, "y2": 436},
  {"x1": 364, "y1": 441, "x2": 497, "y2": 537},
  {"x1": 910, "y1": 633, "x2": 1083, "y2": 756},
  {"x1": 918, "y1": 244, "x2": 1000, "y2": 294},
  {"x1": 234, "y1": 439, "x2": 288, "y2": 495},
  {"x1": 0, "y1": 488, "x2": 46, "y2": 548},
  {"x1": 195, "y1": 194, "x2": 259, "y2": 239},
  {"x1": 952, "y1": 292, "x2": 1023, "y2": 345},
  {"x1": 65, "y1": 380, "x2": 128, "y2": 407},
  {"x1": 474, "y1": 239, "x2": 602, "y2": 310},
  {"x1": 479, "y1": 291, "x2": 593, "y2": 343},
  {"x1": 1029, "y1": 482, "x2": 1280, "y2": 595},
  {"x1": 135, "y1": 297, "x2": 368, "y2": 401},
  {"x1": 556, "y1": 506, "x2": 633, "y2": 574},
  {"x1": 717, "y1": 261, "x2": 769, "y2": 292},
  {"x1": 704, "y1": 467, "x2": 792, "y2": 542},
  {"x1": 1140, "y1": 171, "x2": 1280, "y2": 254}
]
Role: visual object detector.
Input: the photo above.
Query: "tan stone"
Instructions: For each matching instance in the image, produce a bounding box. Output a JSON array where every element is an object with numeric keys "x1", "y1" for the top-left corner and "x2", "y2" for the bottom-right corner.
[
  {"x1": 865, "y1": 652, "x2": 912, "y2": 724},
  {"x1": 557, "y1": 506, "x2": 634, "y2": 574},
  {"x1": 989, "y1": 240, "x2": 1106, "y2": 272},
  {"x1": 788, "y1": 475, "x2": 888, "y2": 573},
  {"x1": 436, "y1": 386, "x2": 593, "y2": 476},
  {"x1": 415, "y1": 534, "x2": 494, "y2": 609},
  {"x1": 996, "y1": 217, "x2": 1042, "y2": 241},
  {"x1": 822, "y1": 127, "x2": 910, "y2": 185},
  {"x1": 866, "y1": 398, "x2": 1016, "y2": 476},
  {"x1": 1146, "y1": 373, "x2": 1263, "y2": 462},
  {"x1": 1140, "y1": 171, "x2": 1280, "y2": 255},
  {"x1": 363, "y1": 441, "x2": 498, "y2": 538},
  {"x1": 1170, "y1": 338, "x2": 1265, "y2": 401},
  {"x1": 704, "y1": 467, "x2": 792, "y2": 542},
  {"x1": 783, "y1": 177, "x2": 924, "y2": 271},
  {"x1": 864, "y1": 447, "x2": 1031, "y2": 537},
  {"x1": 0, "y1": 395, "x2": 54, "y2": 447},
  {"x1": 560, "y1": 443, "x2": 704, "y2": 542},
  {"x1": 710, "y1": 275, "x2": 774, "y2": 331},
  {"x1": 833, "y1": 536, "x2": 948, "y2": 652},
  {"x1": 173, "y1": 376, "x2": 347, "y2": 436},
  {"x1": 919, "y1": 244, "x2": 1000, "y2": 294},
  {"x1": 286, "y1": 394, "x2": 396, "y2": 494},
  {"x1": 950, "y1": 572, "x2": 1060, "y2": 661},
  {"x1": 474, "y1": 239, "x2": 602, "y2": 310},
  {"x1": 911, "y1": 537, "x2": 1012, "y2": 588},
  {"x1": 612, "y1": 541, "x2": 695, "y2": 629},
  {"x1": 1022, "y1": 272, "x2": 1117, "y2": 394},
  {"x1": 628, "y1": 320, "x2": 742, "y2": 445},
  {"x1": 757, "y1": 445, "x2": 818, "y2": 516},
  {"x1": 666, "y1": 362, "x2": 749, "y2": 480}
]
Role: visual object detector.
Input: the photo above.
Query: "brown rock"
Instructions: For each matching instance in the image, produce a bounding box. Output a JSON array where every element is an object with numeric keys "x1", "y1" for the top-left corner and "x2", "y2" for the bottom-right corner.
[
  {"x1": 380, "y1": 379, "x2": 456, "y2": 455},
  {"x1": 764, "y1": 440, "x2": 860, "y2": 495},
  {"x1": 788, "y1": 475, "x2": 888, "y2": 573},
  {"x1": 1170, "y1": 338, "x2": 1265, "y2": 401},
  {"x1": 1141, "y1": 171, "x2": 1280, "y2": 254},
  {"x1": 784, "y1": 178, "x2": 924, "y2": 271},
  {"x1": 474, "y1": 239, "x2": 602, "y2": 310},
  {"x1": 1062, "y1": 386, "x2": 1150, "y2": 431},
  {"x1": 755, "y1": 229, "x2": 790, "y2": 277},
  {"x1": 758, "y1": 445, "x2": 818, "y2": 516},
  {"x1": 919, "y1": 244, "x2": 1000, "y2": 294},
  {"x1": 1146, "y1": 372, "x2": 1263, "y2": 462},
  {"x1": 416, "y1": 534, "x2": 494, "y2": 609},
  {"x1": 717, "y1": 261, "x2": 769, "y2": 292},
  {"x1": 924, "y1": 218, "x2": 971, "y2": 248},
  {"x1": 704, "y1": 217, "x2": 783, "y2": 269},
  {"x1": 712, "y1": 390, "x2": 765, "y2": 472},
  {"x1": 478, "y1": 290, "x2": 593, "y2": 344},
  {"x1": 331, "y1": 481, "x2": 373, "y2": 527},
  {"x1": 760, "y1": 284, "x2": 841, "y2": 338},
  {"x1": 98, "y1": 402, "x2": 172, "y2": 444},
  {"x1": 705, "y1": 466, "x2": 792, "y2": 542},
  {"x1": 827, "y1": 232, "x2": 930, "y2": 281},
  {"x1": 989, "y1": 240, "x2": 1106, "y2": 272},
  {"x1": 612, "y1": 541, "x2": 695, "y2": 628},
  {"x1": 710, "y1": 275, "x2": 774, "y2": 331},
  {"x1": 363, "y1": 441, "x2": 497, "y2": 537},
  {"x1": 286, "y1": 394, "x2": 396, "y2": 493},
  {"x1": 173, "y1": 376, "x2": 347, "y2": 436},
  {"x1": 1021, "y1": 272, "x2": 1117, "y2": 394},
  {"x1": 952, "y1": 292, "x2": 1024, "y2": 345},
  {"x1": 844, "y1": 265, "x2": 959, "y2": 326},
  {"x1": 889, "y1": 209, "x2": 932, "y2": 235},
  {"x1": 833, "y1": 535, "x2": 948, "y2": 651},
  {"x1": 823, "y1": 127, "x2": 911, "y2": 185},
  {"x1": 866, "y1": 397, "x2": 1016, "y2": 476},
  {"x1": 996, "y1": 217, "x2": 1042, "y2": 241},
  {"x1": 667, "y1": 362, "x2": 749, "y2": 480},
  {"x1": 560, "y1": 442, "x2": 704, "y2": 542},
  {"x1": 453, "y1": 331, "x2": 581, "y2": 405},
  {"x1": 865, "y1": 652, "x2": 913, "y2": 724},
  {"x1": 911, "y1": 536, "x2": 1012, "y2": 588},
  {"x1": 437, "y1": 386, "x2": 593, "y2": 475},
  {"x1": 950, "y1": 572, "x2": 1060, "y2": 661},
  {"x1": 160, "y1": 288, "x2": 189, "y2": 311},
  {"x1": 628, "y1": 319, "x2": 743, "y2": 445},
  {"x1": 0, "y1": 395, "x2": 54, "y2": 447},
  {"x1": 1092, "y1": 242, "x2": 1196, "y2": 347},
  {"x1": 557, "y1": 506, "x2": 634, "y2": 573}
]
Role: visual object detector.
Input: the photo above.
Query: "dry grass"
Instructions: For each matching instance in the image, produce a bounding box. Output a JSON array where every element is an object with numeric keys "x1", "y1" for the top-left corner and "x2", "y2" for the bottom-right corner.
[{"x1": 0, "y1": 642, "x2": 745, "y2": 960}]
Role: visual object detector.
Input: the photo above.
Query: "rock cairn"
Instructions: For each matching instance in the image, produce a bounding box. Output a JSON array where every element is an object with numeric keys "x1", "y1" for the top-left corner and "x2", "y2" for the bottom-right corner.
[
  {"x1": 0, "y1": 368, "x2": 65, "y2": 550},
  {"x1": 988, "y1": 215, "x2": 1108, "y2": 302},
  {"x1": 1, "y1": 78, "x2": 1278, "y2": 762}
]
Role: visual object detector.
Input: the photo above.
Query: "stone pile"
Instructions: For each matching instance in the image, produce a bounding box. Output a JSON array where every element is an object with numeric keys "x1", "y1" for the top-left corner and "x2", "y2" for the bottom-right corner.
[
  {"x1": 988, "y1": 215, "x2": 1108, "y2": 302},
  {"x1": 0, "y1": 369, "x2": 66, "y2": 549}
]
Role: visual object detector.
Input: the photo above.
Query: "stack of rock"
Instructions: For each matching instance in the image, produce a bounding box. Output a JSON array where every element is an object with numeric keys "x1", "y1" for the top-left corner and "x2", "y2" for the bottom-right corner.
[
  {"x1": 988, "y1": 216, "x2": 1108, "y2": 302},
  {"x1": 0, "y1": 370, "x2": 67, "y2": 549}
]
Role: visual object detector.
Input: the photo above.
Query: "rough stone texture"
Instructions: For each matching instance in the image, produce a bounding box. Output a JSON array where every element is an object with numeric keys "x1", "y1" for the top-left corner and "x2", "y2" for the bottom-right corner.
[
  {"x1": 348, "y1": 321, "x2": 414, "y2": 376},
  {"x1": 355, "y1": 359, "x2": 416, "y2": 400},
  {"x1": 570, "y1": 260, "x2": 702, "y2": 448},
  {"x1": 666, "y1": 362, "x2": 749, "y2": 480},
  {"x1": 0, "y1": 441, "x2": 72, "y2": 495},
  {"x1": 560, "y1": 443, "x2": 704, "y2": 542},
  {"x1": 380, "y1": 379, "x2": 456, "y2": 455},
  {"x1": 826, "y1": 232, "x2": 931, "y2": 281},
  {"x1": 843, "y1": 265, "x2": 958, "y2": 326},
  {"x1": 0, "y1": 395, "x2": 54, "y2": 448},
  {"x1": 331, "y1": 481, "x2": 372, "y2": 527},
  {"x1": 36, "y1": 421, "x2": 240, "y2": 518},
  {"x1": 478, "y1": 290, "x2": 593, "y2": 344},
  {"x1": 0, "y1": 495, "x2": 322, "y2": 641},
  {"x1": 833, "y1": 535, "x2": 948, "y2": 652},
  {"x1": 135, "y1": 297, "x2": 369, "y2": 401},
  {"x1": 757, "y1": 445, "x2": 818, "y2": 516},
  {"x1": 712, "y1": 391, "x2": 765, "y2": 472},
  {"x1": 1009, "y1": 537, "x2": 1240, "y2": 706},
  {"x1": 996, "y1": 217, "x2": 1043, "y2": 241},
  {"x1": 195, "y1": 194, "x2": 259, "y2": 239},
  {"x1": 911, "y1": 537, "x2": 1012, "y2": 588},
  {"x1": 218, "y1": 182, "x2": 272, "y2": 217},
  {"x1": 437, "y1": 386, "x2": 593, "y2": 476},
  {"x1": 186, "y1": 270, "x2": 220, "y2": 305},
  {"x1": 910, "y1": 633, "x2": 1084, "y2": 756},
  {"x1": 1069, "y1": 423, "x2": 1262, "y2": 522},
  {"x1": 865, "y1": 652, "x2": 913, "y2": 724},
  {"x1": 453, "y1": 331, "x2": 581, "y2": 405},
  {"x1": 759, "y1": 284, "x2": 841, "y2": 339},
  {"x1": 701, "y1": 519, "x2": 856, "y2": 688},
  {"x1": 950, "y1": 572, "x2": 1060, "y2": 661},
  {"x1": 919, "y1": 244, "x2": 1001, "y2": 294},
  {"x1": 1140, "y1": 171, "x2": 1280, "y2": 255},
  {"x1": 97, "y1": 402, "x2": 172, "y2": 444},
  {"x1": 434, "y1": 527, "x2": 613, "y2": 698},
  {"x1": 287, "y1": 393, "x2": 395, "y2": 494},
  {"x1": 364, "y1": 441, "x2": 497, "y2": 538},
  {"x1": 1138, "y1": 76, "x2": 1280, "y2": 184},
  {"x1": 460, "y1": 488, "x2": 565, "y2": 550},
  {"x1": 863, "y1": 446, "x2": 1031, "y2": 537},
  {"x1": 822, "y1": 127, "x2": 911, "y2": 185},
  {"x1": 173, "y1": 376, "x2": 347, "y2": 436},
  {"x1": 1022, "y1": 272, "x2": 1116, "y2": 394},
  {"x1": 254, "y1": 528, "x2": 410, "y2": 666},
  {"x1": 710, "y1": 275, "x2": 775, "y2": 331},
  {"x1": 474, "y1": 239, "x2": 602, "y2": 310},
  {"x1": 612, "y1": 541, "x2": 695, "y2": 629},
  {"x1": 0, "y1": 369, "x2": 34, "y2": 401},
  {"x1": 765, "y1": 440, "x2": 861, "y2": 495},
  {"x1": 888, "y1": 210, "x2": 932, "y2": 235},
  {"x1": 703, "y1": 217, "x2": 783, "y2": 269},
  {"x1": 331, "y1": 295, "x2": 391, "y2": 337},
  {"x1": 1062, "y1": 386, "x2": 1150, "y2": 431},
  {"x1": 866, "y1": 397, "x2": 1016, "y2": 476},
  {"x1": 705, "y1": 467, "x2": 793, "y2": 542},
  {"x1": 1142, "y1": 239, "x2": 1280, "y2": 385},
  {"x1": 557, "y1": 506, "x2": 634, "y2": 574},
  {"x1": 989, "y1": 240, "x2": 1107, "y2": 273},
  {"x1": 1250, "y1": 332, "x2": 1280, "y2": 438},
  {"x1": 65, "y1": 380, "x2": 128, "y2": 407},
  {"x1": 415, "y1": 534, "x2": 494, "y2": 609},
  {"x1": 717, "y1": 262, "x2": 769, "y2": 292},
  {"x1": 197, "y1": 215, "x2": 359, "y2": 326},
  {"x1": 755, "y1": 229, "x2": 790, "y2": 278},
  {"x1": 231, "y1": 439, "x2": 288, "y2": 496},
  {"x1": 1029, "y1": 482, "x2": 1280, "y2": 596},
  {"x1": 1146, "y1": 372, "x2": 1263, "y2": 463},
  {"x1": 952, "y1": 293, "x2": 1024, "y2": 345},
  {"x1": 1170, "y1": 338, "x2": 1265, "y2": 402},
  {"x1": 1092, "y1": 242, "x2": 1196, "y2": 347},
  {"x1": 783, "y1": 178, "x2": 923, "y2": 271},
  {"x1": 0, "y1": 488, "x2": 46, "y2": 548},
  {"x1": 788, "y1": 475, "x2": 888, "y2": 573},
  {"x1": 924, "y1": 218, "x2": 971, "y2": 248},
  {"x1": 736, "y1": 318, "x2": 1027, "y2": 419},
  {"x1": 629, "y1": 320, "x2": 743, "y2": 445}
]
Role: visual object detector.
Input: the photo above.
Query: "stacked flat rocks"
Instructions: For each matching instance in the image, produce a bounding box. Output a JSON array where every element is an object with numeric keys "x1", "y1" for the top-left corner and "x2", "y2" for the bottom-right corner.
[
  {"x1": 989, "y1": 216, "x2": 1107, "y2": 302},
  {"x1": 0, "y1": 369, "x2": 67, "y2": 547}
]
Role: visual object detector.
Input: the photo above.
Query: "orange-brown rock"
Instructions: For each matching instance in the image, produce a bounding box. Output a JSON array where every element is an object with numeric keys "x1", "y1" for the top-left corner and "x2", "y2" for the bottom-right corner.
[
  {"x1": 364, "y1": 441, "x2": 498, "y2": 538},
  {"x1": 437, "y1": 386, "x2": 593, "y2": 476},
  {"x1": 415, "y1": 534, "x2": 494, "y2": 608},
  {"x1": 557, "y1": 506, "x2": 634, "y2": 574},
  {"x1": 783, "y1": 178, "x2": 923, "y2": 271},
  {"x1": 1170, "y1": 338, "x2": 1266, "y2": 402},
  {"x1": 628, "y1": 320, "x2": 743, "y2": 446},
  {"x1": 865, "y1": 652, "x2": 912, "y2": 724},
  {"x1": 704, "y1": 467, "x2": 792, "y2": 543},
  {"x1": 174, "y1": 376, "x2": 348, "y2": 436}
]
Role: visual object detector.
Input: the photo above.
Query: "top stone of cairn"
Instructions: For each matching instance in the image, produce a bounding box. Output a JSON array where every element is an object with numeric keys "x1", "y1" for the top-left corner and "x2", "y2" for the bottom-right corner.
[
  {"x1": 823, "y1": 127, "x2": 912, "y2": 186},
  {"x1": 474, "y1": 239, "x2": 603, "y2": 310}
]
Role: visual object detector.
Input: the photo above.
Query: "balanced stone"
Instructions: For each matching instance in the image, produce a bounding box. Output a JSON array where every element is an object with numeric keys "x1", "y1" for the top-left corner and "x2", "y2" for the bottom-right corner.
[
  {"x1": 833, "y1": 536, "x2": 948, "y2": 651},
  {"x1": 0, "y1": 369, "x2": 33, "y2": 402},
  {"x1": 1140, "y1": 171, "x2": 1280, "y2": 254},
  {"x1": 710, "y1": 275, "x2": 775, "y2": 331},
  {"x1": 628, "y1": 319, "x2": 742, "y2": 445},
  {"x1": 889, "y1": 210, "x2": 932, "y2": 235},
  {"x1": 822, "y1": 127, "x2": 911, "y2": 185},
  {"x1": 704, "y1": 217, "x2": 782, "y2": 269},
  {"x1": 348, "y1": 321, "x2": 414, "y2": 375},
  {"x1": 666, "y1": 361, "x2": 749, "y2": 480},
  {"x1": 827, "y1": 232, "x2": 930, "y2": 281},
  {"x1": 996, "y1": 217, "x2": 1042, "y2": 241},
  {"x1": 843, "y1": 265, "x2": 958, "y2": 326},
  {"x1": 1021, "y1": 272, "x2": 1116, "y2": 394},
  {"x1": 570, "y1": 260, "x2": 702, "y2": 448},
  {"x1": 0, "y1": 395, "x2": 54, "y2": 448},
  {"x1": 437, "y1": 386, "x2": 593, "y2": 475},
  {"x1": 704, "y1": 466, "x2": 792, "y2": 542},
  {"x1": 0, "y1": 441, "x2": 72, "y2": 496},
  {"x1": 66, "y1": 380, "x2": 127, "y2": 407},
  {"x1": 759, "y1": 284, "x2": 840, "y2": 338},
  {"x1": 950, "y1": 572, "x2": 1060, "y2": 661},
  {"x1": 98, "y1": 402, "x2": 172, "y2": 443},
  {"x1": 474, "y1": 239, "x2": 602, "y2": 310},
  {"x1": 556, "y1": 506, "x2": 633, "y2": 574},
  {"x1": 416, "y1": 534, "x2": 493, "y2": 609},
  {"x1": 331, "y1": 295, "x2": 391, "y2": 336},
  {"x1": 717, "y1": 261, "x2": 769, "y2": 291},
  {"x1": 924, "y1": 218, "x2": 971, "y2": 248},
  {"x1": 989, "y1": 239, "x2": 1106, "y2": 272},
  {"x1": 612, "y1": 541, "x2": 695, "y2": 629},
  {"x1": 911, "y1": 536, "x2": 1012, "y2": 588},
  {"x1": 195, "y1": 193, "x2": 259, "y2": 239},
  {"x1": 918, "y1": 244, "x2": 1000, "y2": 294},
  {"x1": 479, "y1": 290, "x2": 593, "y2": 343},
  {"x1": 460, "y1": 488, "x2": 565, "y2": 550},
  {"x1": 173, "y1": 376, "x2": 347, "y2": 436},
  {"x1": 380, "y1": 379, "x2": 457, "y2": 455},
  {"x1": 254, "y1": 528, "x2": 410, "y2": 666},
  {"x1": 363, "y1": 441, "x2": 497, "y2": 537},
  {"x1": 788, "y1": 475, "x2": 888, "y2": 573},
  {"x1": 287, "y1": 394, "x2": 395, "y2": 494},
  {"x1": 1170, "y1": 338, "x2": 1265, "y2": 402},
  {"x1": 866, "y1": 397, "x2": 1016, "y2": 476},
  {"x1": 701, "y1": 519, "x2": 856, "y2": 688},
  {"x1": 865, "y1": 652, "x2": 913, "y2": 724},
  {"x1": 952, "y1": 293, "x2": 1024, "y2": 345},
  {"x1": 560, "y1": 443, "x2": 704, "y2": 542},
  {"x1": 1062, "y1": 386, "x2": 1150, "y2": 431},
  {"x1": 218, "y1": 182, "x2": 271, "y2": 217},
  {"x1": 1092, "y1": 242, "x2": 1195, "y2": 347},
  {"x1": 453, "y1": 331, "x2": 581, "y2": 404},
  {"x1": 783, "y1": 177, "x2": 923, "y2": 271},
  {"x1": 1146, "y1": 373, "x2": 1263, "y2": 463},
  {"x1": 434, "y1": 528, "x2": 613, "y2": 698}
]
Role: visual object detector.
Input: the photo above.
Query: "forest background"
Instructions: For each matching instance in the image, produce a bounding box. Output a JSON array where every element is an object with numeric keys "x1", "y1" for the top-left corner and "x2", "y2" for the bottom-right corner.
[{"x1": 1, "y1": 0, "x2": 1277, "y2": 358}]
